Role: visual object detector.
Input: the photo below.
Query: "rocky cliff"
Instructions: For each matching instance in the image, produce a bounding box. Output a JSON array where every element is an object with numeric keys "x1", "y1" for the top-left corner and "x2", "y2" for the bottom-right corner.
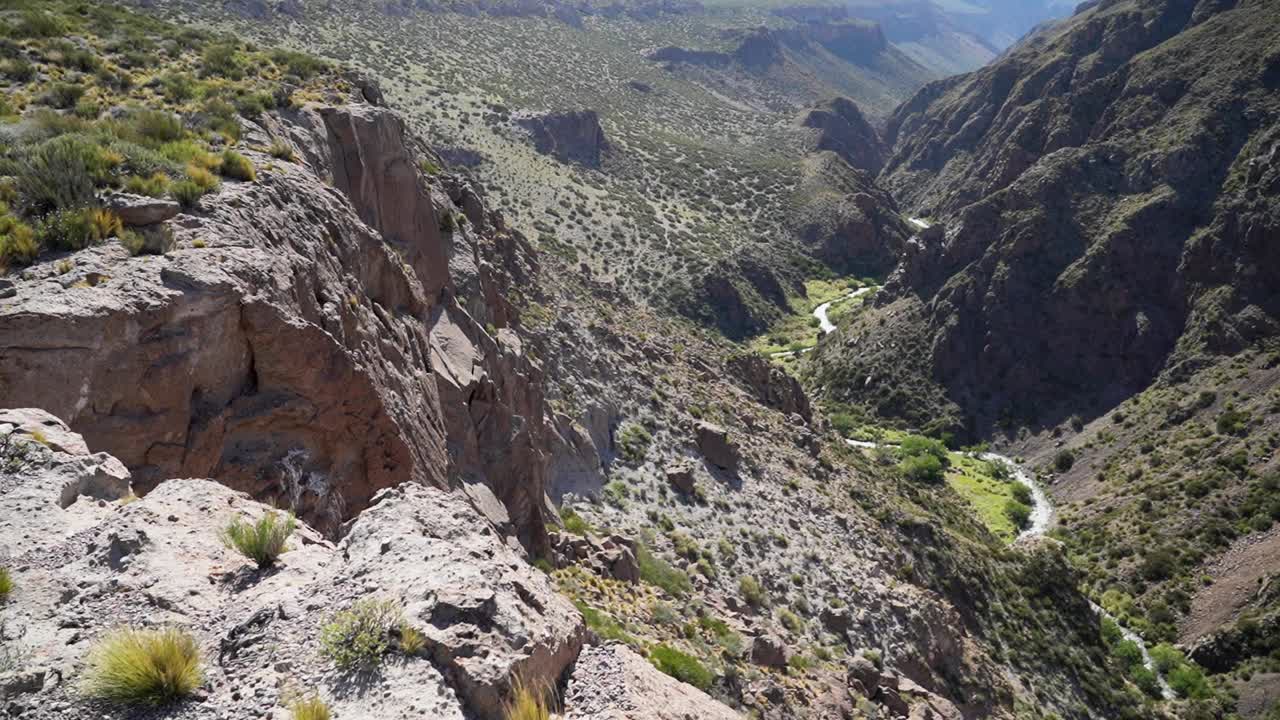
[
  {"x1": 815, "y1": 0, "x2": 1280, "y2": 434},
  {"x1": 0, "y1": 88, "x2": 551, "y2": 550},
  {"x1": 0, "y1": 410, "x2": 747, "y2": 719}
]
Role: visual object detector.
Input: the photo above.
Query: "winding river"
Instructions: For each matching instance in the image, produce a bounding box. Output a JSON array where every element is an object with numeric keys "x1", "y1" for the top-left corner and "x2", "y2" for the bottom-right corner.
[{"x1": 810, "y1": 279, "x2": 1173, "y2": 698}]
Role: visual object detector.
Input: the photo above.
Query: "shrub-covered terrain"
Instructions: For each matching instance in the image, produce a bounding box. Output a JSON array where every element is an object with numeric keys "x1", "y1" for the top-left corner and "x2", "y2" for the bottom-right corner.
[{"x1": 0, "y1": 0, "x2": 343, "y2": 269}]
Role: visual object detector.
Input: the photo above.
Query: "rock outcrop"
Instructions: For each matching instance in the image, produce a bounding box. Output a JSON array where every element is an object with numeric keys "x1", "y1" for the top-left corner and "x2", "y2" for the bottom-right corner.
[
  {"x1": 726, "y1": 353, "x2": 812, "y2": 421},
  {"x1": 0, "y1": 415, "x2": 583, "y2": 720},
  {"x1": 0, "y1": 92, "x2": 554, "y2": 549},
  {"x1": 515, "y1": 110, "x2": 608, "y2": 167},
  {"x1": 799, "y1": 97, "x2": 885, "y2": 174}
]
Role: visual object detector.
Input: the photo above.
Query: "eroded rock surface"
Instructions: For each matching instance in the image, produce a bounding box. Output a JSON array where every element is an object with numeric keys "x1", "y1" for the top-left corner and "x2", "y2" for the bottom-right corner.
[{"x1": 0, "y1": 419, "x2": 582, "y2": 720}]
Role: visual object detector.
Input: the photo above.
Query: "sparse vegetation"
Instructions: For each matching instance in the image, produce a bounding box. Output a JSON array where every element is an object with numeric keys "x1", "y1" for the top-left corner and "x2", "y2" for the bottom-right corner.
[
  {"x1": 502, "y1": 677, "x2": 551, "y2": 720},
  {"x1": 82, "y1": 627, "x2": 204, "y2": 705},
  {"x1": 220, "y1": 511, "x2": 296, "y2": 569},
  {"x1": 291, "y1": 695, "x2": 331, "y2": 720},
  {"x1": 319, "y1": 597, "x2": 403, "y2": 670},
  {"x1": 648, "y1": 644, "x2": 713, "y2": 691},
  {"x1": 0, "y1": 566, "x2": 12, "y2": 602}
]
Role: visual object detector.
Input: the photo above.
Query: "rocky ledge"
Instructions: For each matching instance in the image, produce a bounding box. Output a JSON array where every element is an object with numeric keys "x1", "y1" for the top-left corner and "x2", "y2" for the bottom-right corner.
[{"x1": 0, "y1": 411, "x2": 742, "y2": 719}]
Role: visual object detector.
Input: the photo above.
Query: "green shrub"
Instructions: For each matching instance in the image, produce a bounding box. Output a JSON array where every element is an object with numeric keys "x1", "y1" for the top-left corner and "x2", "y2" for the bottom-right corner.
[
  {"x1": 269, "y1": 140, "x2": 296, "y2": 162},
  {"x1": 739, "y1": 574, "x2": 766, "y2": 607},
  {"x1": 560, "y1": 507, "x2": 591, "y2": 536},
  {"x1": 290, "y1": 695, "x2": 330, "y2": 720},
  {"x1": 778, "y1": 608, "x2": 804, "y2": 634},
  {"x1": 202, "y1": 42, "x2": 246, "y2": 79},
  {"x1": 1216, "y1": 408, "x2": 1250, "y2": 436},
  {"x1": 1054, "y1": 449, "x2": 1075, "y2": 472},
  {"x1": 1010, "y1": 482, "x2": 1032, "y2": 505},
  {"x1": 0, "y1": 566, "x2": 12, "y2": 602},
  {"x1": 15, "y1": 135, "x2": 104, "y2": 213},
  {"x1": 186, "y1": 165, "x2": 221, "y2": 192},
  {"x1": 130, "y1": 110, "x2": 186, "y2": 145},
  {"x1": 899, "y1": 453, "x2": 945, "y2": 483},
  {"x1": 82, "y1": 627, "x2": 204, "y2": 705},
  {"x1": 616, "y1": 422, "x2": 652, "y2": 463},
  {"x1": 220, "y1": 150, "x2": 255, "y2": 181},
  {"x1": 4, "y1": 56, "x2": 35, "y2": 82},
  {"x1": 38, "y1": 208, "x2": 121, "y2": 252},
  {"x1": 220, "y1": 511, "x2": 296, "y2": 569},
  {"x1": 43, "y1": 82, "x2": 86, "y2": 109},
  {"x1": 319, "y1": 597, "x2": 402, "y2": 670},
  {"x1": 1149, "y1": 643, "x2": 1185, "y2": 674},
  {"x1": 636, "y1": 543, "x2": 690, "y2": 597},
  {"x1": 124, "y1": 173, "x2": 172, "y2": 198},
  {"x1": 268, "y1": 49, "x2": 327, "y2": 79},
  {"x1": 1167, "y1": 663, "x2": 1211, "y2": 699},
  {"x1": 171, "y1": 180, "x2": 206, "y2": 209},
  {"x1": 15, "y1": 10, "x2": 67, "y2": 38},
  {"x1": 0, "y1": 221, "x2": 39, "y2": 267},
  {"x1": 1004, "y1": 499, "x2": 1032, "y2": 530},
  {"x1": 1130, "y1": 665, "x2": 1161, "y2": 698},
  {"x1": 575, "y1": 601, "x2": 636, "y2": 646},
  {"x1": 440, "y1": 212, "x2": 457, "y2": 233},
  {"x1": 648, "y1": 644, "x2": 712, "y2": 691},
  {"x1": 158, "y1": 72, "x2": 199, "y2": 103}
]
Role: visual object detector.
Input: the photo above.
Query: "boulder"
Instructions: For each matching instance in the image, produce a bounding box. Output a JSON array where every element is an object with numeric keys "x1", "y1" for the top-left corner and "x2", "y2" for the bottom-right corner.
[
  {"x1": 515, "y1": 110, "x2": 607, "y2": 167},
  {"x1": 695, "y1": 421, "x2": 739, "y2": 472},
  {"x1": 726, "y1": 353, "x2": 812, "y2": 421},
  {"x1": 750, "y1": 634, "x2": 789, "y2": 668},
  {"x1": 664, "y1": 462, "x2": 697, "y2": 493},
  {"x1": 820, "y1": 606, "x2": 852, "y2": 634},
  {"x1": 0, "y1": 408, "x2": 89, "y2": 456},
  {"x1": 101, "y1": 192, "x2": 180, "y2": 226}
]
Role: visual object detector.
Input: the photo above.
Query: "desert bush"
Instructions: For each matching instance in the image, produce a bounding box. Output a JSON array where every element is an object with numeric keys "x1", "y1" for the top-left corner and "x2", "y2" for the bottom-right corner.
[
  {"x1": 15, "y1": 10, "x2": 67, "y2": 38},
  {"x1": 0, "y1": 566, "x2": 11, "y2": 602},
  {"x1": 319, "y1": 597, "x2": 402, "y2": 670},
  {"x1": 1054, "y1": 449, "x2": 1075, "y2": 472},
  {"x1": 778, "y1": 608, "x2": 804, "y2": 634},
  {"x1": 1167, "y1": 663, "x2": 1211, "y2": 699},
  {"x1": 201, "y1": 42, "x2": 245, "y2": 79},
  {"x1": 1010, "y1": 482, "x2": 1033, "y2": 505},
  {"x1": 220, "y1": 511, "x2": 296, "y2": 568},
  {"x1": 616, "y1": 422, "x2": 652, "y2": 463},
  {"x1": 3, "y1": 56, "x2": 35, "y2": 82},
  {"x1": 15, "y1": 135, "x2": 104, "y2": 213},
  {"x1": 38, "y1": 207, "x2": 120, "y2": 252},
  {"x1": 159, "y1": 72, "x2": 199, "y2": 103},
  {"x1": 186, "y1": 164, "x2": 220, "y2": 192},
  {"x1": 577, "y1": 601, "x2": 636, "y2": 645},
  {"x1": 82, "y1": 627, "x2": 204, "y2": 705},
  {"x1": 738, "y1": 574, "x2": 766, "y2": 607},
  {"x1": 269, "y1": 140, "x2": 296, "y2": 162},
  {"x1": 170, "y1": 180, "x2": 205, "y2": 209},
  {"x1": 130, "y1": 110, "x2": 185, "y2": 144},
  {"x1": 649, "y1": 644, "x2": 712, "y2": 691},
  {"x1": 559, "y1": 507, "x2": 591, "y2": 536},
  {"x1": 43, "y1": 82, "x2": 86, "y2": 109},
  {"x1": 397, "y1": 622, "x2": 426, "y2": 655},
  {"x1": 440, "y1": 212, "x2": 458, "y2": 233},
  {"x1": 220, "y1": 149, "x2": 255, "y2": 181},
  {"x1": 290, "y1": 695, "x2": 330, "y2": 720},
  {"x1": 0, "y1": 218, "x2": 38, "y2": 267},
  {"x1": 268, "y1": 49, "x2": 327, "y2": 79}
]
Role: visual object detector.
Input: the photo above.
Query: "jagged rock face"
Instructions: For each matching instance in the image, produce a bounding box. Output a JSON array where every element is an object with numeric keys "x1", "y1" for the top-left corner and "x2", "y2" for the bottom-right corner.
[
  {"x1": 0, "y1": 98, "x2": 554, "y2": 547},
  {"x1": 515, "y1": 110, "x2": 608, "y2": 167},
  {"x1": 725, "y1": 353, "x2": 812, "y2": 421},
  {"x1": 0, "y1": 417, "x2": 583, "y2": 720},
  {"x1": 800, "y1": 97, "x2": 885, "y2": 174},
  {"x1": 846, "y1": 0, "x2": 1280, "y2": 429}
]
